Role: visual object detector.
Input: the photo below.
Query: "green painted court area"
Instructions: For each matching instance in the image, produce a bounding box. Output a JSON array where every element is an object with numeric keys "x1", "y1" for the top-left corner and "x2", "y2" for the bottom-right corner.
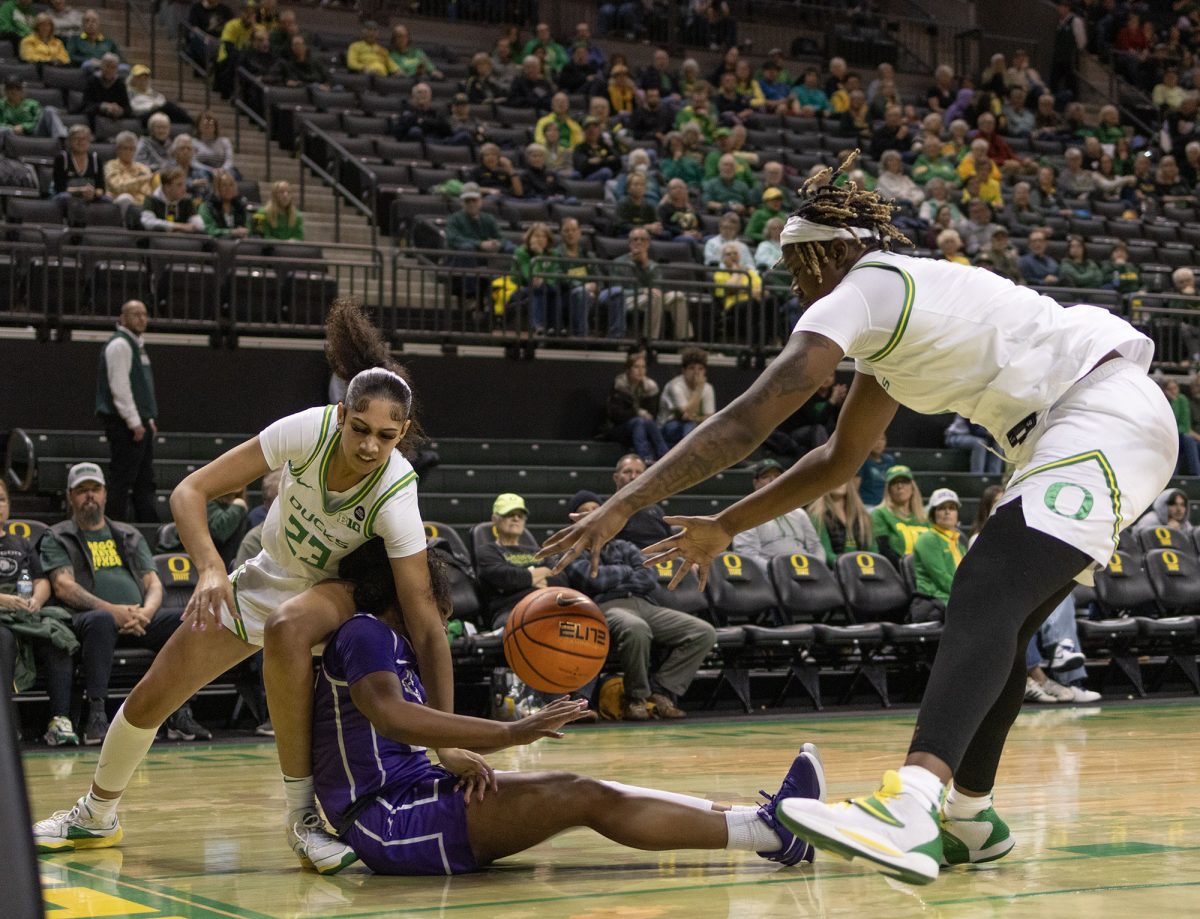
[{"x1": 27, "y1": 702, "x2": 1200, "y2": 918}]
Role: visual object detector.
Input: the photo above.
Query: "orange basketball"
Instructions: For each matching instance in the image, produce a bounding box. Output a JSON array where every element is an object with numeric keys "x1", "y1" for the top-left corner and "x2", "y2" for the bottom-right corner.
[{"x1": 503, "y1": 587, "x2": 609, "y2": 693}]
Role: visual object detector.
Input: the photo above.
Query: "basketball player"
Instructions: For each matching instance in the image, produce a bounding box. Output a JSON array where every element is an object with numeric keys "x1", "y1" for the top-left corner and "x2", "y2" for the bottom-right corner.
[
  {"x1": 316, "y1": 539, "x2": 827, "y2": 875},
  {"x1": 540, "y1": 152, "x2": 1176, "y2": 885},
  {"x1": 34, "y1": 301, "x2": 450, "y2": 875}
]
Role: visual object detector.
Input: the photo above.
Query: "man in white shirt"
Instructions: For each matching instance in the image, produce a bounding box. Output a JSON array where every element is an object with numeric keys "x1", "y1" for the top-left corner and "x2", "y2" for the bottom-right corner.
[
  {"x1": 95, "y1": 300, "x2": 158, "y2": 522},
  {"x1": 731, "y1": 459, "x2": 822, "y2": 563}
]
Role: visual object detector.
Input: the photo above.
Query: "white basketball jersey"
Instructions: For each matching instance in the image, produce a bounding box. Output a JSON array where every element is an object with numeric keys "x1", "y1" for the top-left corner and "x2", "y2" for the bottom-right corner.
[{"x1": 793, "y1": 251, "x2": 1153, "y2": 442}]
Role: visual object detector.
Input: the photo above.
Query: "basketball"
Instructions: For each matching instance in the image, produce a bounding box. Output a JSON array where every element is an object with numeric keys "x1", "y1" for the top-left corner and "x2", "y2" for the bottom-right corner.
[{"x1": 503, "y1": 587, "x2": 609, "y2": 693}]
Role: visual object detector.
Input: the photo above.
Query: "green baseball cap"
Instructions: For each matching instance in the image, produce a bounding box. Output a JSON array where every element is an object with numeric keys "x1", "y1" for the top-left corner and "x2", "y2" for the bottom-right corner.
[
  {"x1": 885, "y1": 465, "x2": 914, "y2": 484},
  {"x1": 492, "y1": 493, "x2": 528, "y2": 517}
]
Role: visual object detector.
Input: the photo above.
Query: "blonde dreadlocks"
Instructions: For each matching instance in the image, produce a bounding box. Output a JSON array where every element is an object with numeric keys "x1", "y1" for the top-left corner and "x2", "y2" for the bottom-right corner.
[{"x1": 786, "y1": 150, "x2": 913, "y2": 286}]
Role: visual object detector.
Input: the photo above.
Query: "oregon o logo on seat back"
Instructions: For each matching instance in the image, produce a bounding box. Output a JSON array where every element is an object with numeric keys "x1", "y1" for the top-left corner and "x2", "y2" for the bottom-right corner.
[
  {"x1": 655, "y1": 558, "x2": 677, "y2": 580},
  {"x1": 1154, "y1": 526, "x2": 1174, "y2": 548},
  {"x1": 7, "y1": 521, "x2": 29, "y2": 538},
  {"x1": 1107, "y1": 553, "x2": 1124, "y2": 575},
  {"x1": 721, "y1": 553, "x2": 744, "y2": 579},
  {"x1": 1044, "y1": 482, "x2": 1094, "y2": 520},
  {"x1": 1162, "y1": 550, "x2": 1182, "y2": 574},
  {"x1": 167, "y1": 555, "x2": 193, "y2": 583},
  {"x1": 789, "y1": 554, "x2": 811, "y2": 578},
  {"x1": 424, "y1": 523, "x2": 439, "y2": 540},
  {"x1": 855, "y1": 553, "x2": 876, "y2": 577}
]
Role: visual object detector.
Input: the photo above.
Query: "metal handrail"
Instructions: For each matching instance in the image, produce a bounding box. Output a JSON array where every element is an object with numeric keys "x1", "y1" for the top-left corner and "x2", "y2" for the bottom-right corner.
[
  {"x1": 296, "y1": 120, "x2": 378, "y2": 247},
  {"x1": 232, "y1": 68, "x2": 274, "y2": 181},
  {"x1": 176, "y1": 22, "x2": 214, "y2": 113}
]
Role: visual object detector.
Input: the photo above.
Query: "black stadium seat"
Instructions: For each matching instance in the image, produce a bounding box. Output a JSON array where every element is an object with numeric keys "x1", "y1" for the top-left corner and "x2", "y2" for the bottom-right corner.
[
  {"x1": 768, "y1": 553, "x2": 845, "y2": 623},
  {"x1": 704, "y1": 552, "x2": 778, "y2": 625},
  {"x1": 423, "y1": 520, "x2": 471, "y2": 566},
  {"x1": 1142, "y1": 548, "x2": 1200, "y2": 616},
  {"x1": 834, "y1": 552, "x2": 911, "y2": 623},
  {"x1": 155, "y1": 552, "x2": 198, "y2": 614},
  {"x1": 648, "y1": 556, "x2": 709, "y2": 616},
  {"x1": 1138, "y1": 525, "x2": 1195, "y2": 556}
]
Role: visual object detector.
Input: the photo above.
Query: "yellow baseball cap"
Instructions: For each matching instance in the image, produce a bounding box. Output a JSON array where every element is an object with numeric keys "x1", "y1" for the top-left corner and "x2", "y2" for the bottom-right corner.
[{"x1": 492, "y1": 493, "x2": 528, "y2": 517}]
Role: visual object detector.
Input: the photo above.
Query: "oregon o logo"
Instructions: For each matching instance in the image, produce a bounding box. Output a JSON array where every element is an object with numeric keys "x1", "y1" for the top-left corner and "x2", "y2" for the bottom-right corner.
[
  {"x1": 1154, "y1": 526, "x2": 1173, "y2": 547},
  {"x1": 655, "y1": 558, "x2": 676, "y2": 578},
  {"x1": 789, "y1": 554, "x2": 811, "y2": 577},
  {"x1": 424, "y1": 523, "x2": 438, "y2": 539},
  {"x1": 1163, "y1": 550, "x2": 1181, "y2": 574},
  {"x1": 167, "y1": 555, "x2": 193, "y2": 582},
  {"x1": 1108, "y1": 554, "x2": 1124, "y2": 574},
  {"x1": 855, "y1": 553, "x2": 876, "y2": 576},
  {"x1": 7, "y1": 521, "x2": 30, "y2": 537},
  {"x1": 1044, "y1": 482, "x2": 1094, "y2": 520},
  {"x1": 721, "y1": 553, "x2": 743, "y2": 578}
]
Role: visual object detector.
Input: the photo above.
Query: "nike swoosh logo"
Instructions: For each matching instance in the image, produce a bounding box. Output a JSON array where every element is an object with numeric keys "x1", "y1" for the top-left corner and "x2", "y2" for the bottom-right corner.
[
  {"x1": 97, "y1": 760, "x2": 108, "y2": 769},
  {"x1": 295, "y1": 481, "x2": 315, "y2": 490},
  {"x1": 555, "y1": 593, "x2": 587, "y2": 608}
]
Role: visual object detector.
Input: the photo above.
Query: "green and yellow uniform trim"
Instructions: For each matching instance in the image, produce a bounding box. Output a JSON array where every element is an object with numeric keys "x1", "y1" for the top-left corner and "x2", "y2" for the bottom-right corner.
[
  {"x1": 228, "y1": 565, "x2": 248, "y2": 642},
  {"x1": 316, "y1": 427, "x2": 391, "y2": 515},
  {"x1": 365, "y1": 471, "x2": 419, "y2": 537},
  {"x1": 1009, "y1": 449, "x2": 1123, "y2": 544},
  {"x1": 291, "y1": 405, "x2": 335, "y2": 477},
  {"x1": 852, "y1": 261, "x2": 915, "y2": 363}
]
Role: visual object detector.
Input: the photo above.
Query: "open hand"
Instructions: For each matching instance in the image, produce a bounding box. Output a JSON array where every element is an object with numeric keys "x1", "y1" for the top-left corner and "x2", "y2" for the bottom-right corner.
[
  {"x1": 507, "y1": 697, "x2": 591, "y2": 745},
  {"x1": 536, "y1": 501, "x2": 632, "y2": 577},
  {"x1": 640, "y1": 514, "x2": 733, "y2": 590}
]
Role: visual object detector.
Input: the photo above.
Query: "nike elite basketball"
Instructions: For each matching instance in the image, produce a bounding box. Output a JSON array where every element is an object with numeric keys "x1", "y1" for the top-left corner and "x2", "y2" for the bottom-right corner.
[{"x1": 503, "y1": 588, "x2": 609, "y2": 693}]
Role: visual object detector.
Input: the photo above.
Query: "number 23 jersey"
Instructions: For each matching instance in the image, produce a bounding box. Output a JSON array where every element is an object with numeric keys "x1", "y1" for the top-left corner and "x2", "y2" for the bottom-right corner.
[{"x1": 257, "y1": 405, "x2": 425, "y2": 581}]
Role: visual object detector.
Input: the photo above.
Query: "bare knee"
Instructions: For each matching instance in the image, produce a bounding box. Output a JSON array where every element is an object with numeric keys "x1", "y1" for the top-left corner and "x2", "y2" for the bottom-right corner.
[{"x1": 264, "y1": 599, "x2": 321, "y2": 649}]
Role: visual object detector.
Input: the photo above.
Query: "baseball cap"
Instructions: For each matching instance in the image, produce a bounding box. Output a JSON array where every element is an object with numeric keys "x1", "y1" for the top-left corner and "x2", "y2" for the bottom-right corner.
[
  {"x1": 751, "y1": 458, "x2": 783, "y2": 479},
  {"x1": 67, "y1": 462, "x2": 105, "y2": 490},
  {"x1": 459, "y1": 181, "x2": 482, "y2": 200},
  {"x1": 885, "y1": 464, "x2": 914, "y2": 484},
  {"x1": 492, "y1": 493, "x2": 528, "y2": 517},
  {"x1": 762, "y1": 187, "x2": 784, "y2": 202},
  {"x1": 131, "y1": 64, "x2": 151, "y2": 77},
  {"x1": 927, "y1": 487, "x2": 961, "y2": 513}
]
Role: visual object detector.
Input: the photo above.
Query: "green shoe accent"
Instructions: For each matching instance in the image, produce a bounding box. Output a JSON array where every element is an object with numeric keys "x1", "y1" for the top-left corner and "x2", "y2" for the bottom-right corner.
[
  {"x1": 940, "y1": 807, "x2": 1013, "y2": 865},
  {"x1": 316, "y1": 850, "x2": 359, "y2": 876}
]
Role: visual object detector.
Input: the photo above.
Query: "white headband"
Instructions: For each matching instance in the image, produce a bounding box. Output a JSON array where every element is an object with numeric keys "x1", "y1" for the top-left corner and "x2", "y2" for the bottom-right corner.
[{"x1": 780, "y1": 215, "x2": 877, "y2": 248}]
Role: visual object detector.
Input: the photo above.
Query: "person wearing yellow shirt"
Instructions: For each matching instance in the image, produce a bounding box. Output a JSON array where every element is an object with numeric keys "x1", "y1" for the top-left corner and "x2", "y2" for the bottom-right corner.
[
  {"x1": 956, "y1": 138, "x2": 1003, "y2": 206},
  {"x1": 347, "y1": 21, "x2": 399, "y2": 77},
  {"x1": 214, "y1": 0, "x2": 256, "y2": 97},
  {"x1": 534, "y1": 92, "x2": 583, "y2": 150},
  {"x1": 19, "y1": 13, "x2": 69, "y2": 65}
]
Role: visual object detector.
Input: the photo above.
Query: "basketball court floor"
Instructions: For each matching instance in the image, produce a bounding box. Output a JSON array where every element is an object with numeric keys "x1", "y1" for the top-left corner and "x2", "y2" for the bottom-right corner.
[{"x1": 24, "y1": 700, "x2": 1200, "y2": 918}]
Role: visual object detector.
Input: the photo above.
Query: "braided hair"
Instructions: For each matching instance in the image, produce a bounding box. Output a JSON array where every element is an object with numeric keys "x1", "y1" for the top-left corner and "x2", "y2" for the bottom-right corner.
[{"x1": 786, "y1": 150, "x2": 912, "y2": 286}]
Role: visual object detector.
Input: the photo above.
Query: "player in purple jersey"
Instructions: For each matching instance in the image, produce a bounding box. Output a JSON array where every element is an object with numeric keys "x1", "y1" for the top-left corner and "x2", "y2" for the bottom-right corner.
[{"x1": 313, "y1": 540, "x2": 828, "y2": 876}]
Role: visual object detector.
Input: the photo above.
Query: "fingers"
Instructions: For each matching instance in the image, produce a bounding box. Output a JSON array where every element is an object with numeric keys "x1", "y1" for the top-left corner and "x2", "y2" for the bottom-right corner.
[
  {"x1": 667, "y1": 563, "x2": 691, "y2": 591},
  {"x1": 534, "y1": 526, "x2": 573, "y2": 561},
  {"x1": 547, "y1": 540, "x2": 585, "y2": 576},
  {"x1": 694, "y1": 562, "x2": 708, "y2": 592},
  {"x1": 641, "y1": 546, "x2": 680, "y2": 569}
]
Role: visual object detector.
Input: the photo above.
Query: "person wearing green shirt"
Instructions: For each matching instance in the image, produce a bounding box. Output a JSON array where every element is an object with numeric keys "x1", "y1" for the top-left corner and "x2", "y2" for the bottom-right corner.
[
  {"x1": 702, "y1": 131, "x2": 756, "y2": 182},
  {"x1": 252, "y1": 179, "x2": 304, "y2": 241},
  {"x1": 870, "y1": 465, "x2": 930, "y2": 567},
  {"x1": 791, "y1": 68, "x2": 832, "y2": 114},
  {"x1": 910, "y1": 488, "x2": 967, "y2": 622},
  {"x1": 0, "y1": 0, "x2": 35, "y2": 41},
  {"x1": 745, "y1": 188, "x2": 787, "y2": 243},
  {"x1": 521, "y1": 22, "x2": 567, "y2": 74},
  {"x1": 673, "y1": 91, "x2": 718, "y2": 141},
  {"x1": 1164, "y1": 377, "x2": 1200, "y2": 475},
  {"x1": 66, "y1": 8, "x2": 122, "y2": 71},
  {"x1": 0, "y1": 77, "x2": 65, "y2": 137},
  {"x1": 808, "y1": 481, "x2": 878, "y2": 566},
  {"x1": 1057, "y1": 236, "x2": 1106, "y2": 289},
  {"x1": 388, "y1": 23, "x2": 442, "y2": 79},
  {"x1": 534, "y1": 93, "x2": 584, "y2": 150},
  {"x1": 702, "y1": 154, "x2": 754, "y2": 215},
  {"x1": 509, "y1": 222, "x2": 560, "y2": 334},
  {"x1": 1101, "y1": 242, "x2": 1141, "y2": 295},
  {"x1": 661, "y1": 131, "x2": 704, "y2": 188}
]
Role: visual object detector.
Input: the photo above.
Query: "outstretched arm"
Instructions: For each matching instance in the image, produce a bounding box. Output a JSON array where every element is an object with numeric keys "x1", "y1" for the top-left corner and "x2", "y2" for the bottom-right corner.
[{"x1": 539, "y1": 331, "x2": 846, "y2": 574}]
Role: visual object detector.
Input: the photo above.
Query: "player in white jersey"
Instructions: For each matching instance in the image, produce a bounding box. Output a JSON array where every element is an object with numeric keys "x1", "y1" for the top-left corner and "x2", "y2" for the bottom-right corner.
[
  {"x1": 539, "y1": 153, "x2": 1177, "y2": 886},
  {"x1": 33, "y1": 300, "x2": 454, "y2": 876}
]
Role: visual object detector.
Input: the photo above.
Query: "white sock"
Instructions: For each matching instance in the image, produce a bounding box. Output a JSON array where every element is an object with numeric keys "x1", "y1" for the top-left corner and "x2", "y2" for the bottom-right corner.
[
  {"x1": 896, "y1": 765, "x2": 945, "y2": 811},
  {"x1": 944, "y1": 786, "x2": 992, "y2": 820},
  {"x1": 724, "y1": 809, "x2": 781, "y2": 852},
  {"x1": 91, "y1": 703, "x2": 158, "y2": 803},
  {"x1": 602, "y1": 781, "x2": 716, "y2": 811},
  {"x1": 82, "y1": 790, "x2": 120, "y2": 825},
  {"x1": 283, "y1": 774, "x2": 316, "y2": 824}
]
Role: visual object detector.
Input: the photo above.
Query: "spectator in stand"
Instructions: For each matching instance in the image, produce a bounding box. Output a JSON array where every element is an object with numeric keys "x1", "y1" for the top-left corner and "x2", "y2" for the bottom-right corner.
[
  {"x1": 42, "y1": 462, "x2": 210, "y2": 745},
  {"x1": 1031, "y1": 93, "x2": 1065, "y2": 142},
  {"x1": 213, "y1": 0, "x2": 256, "y2": 97},
  {"x1": 465, "y1": 51, "x2": 504, "y2": 104},
  {"x1": 134, "y1": 112, "x2": 172, "y2": 172},
  {"x1": 791, "y1": 66, "x2": 832, "y2": 116},
  {"x1": 756, "y1": 61, "x2": 791, "y2": 113},
  {"x1": 127, "y1": 65, "x2": 192, "y2": 126},
  {"x1": 253, "y1": 0, "x2": 277, "y2": 28},
  {"x1": 1001, "y1": 86, "x2": 1034, "y2": 137},
  {"x1": 959, "y1": 198, "x2": 1001, "y2": 255},
  {"x1": 470, "y1": 142, "x2": 523, "y2": 198},
  {"x1": 945, "y1": 413, "x2": 1004, "y2": 476},
  {"x1": 389, "y1": 23, "x2": 441, "y2": 79},
  {"x1": 199, "y1": 169, "x2": 251, "y2": 238},
  {"x1": 614, "y1": 171, "x2": 665, "y2": 238},
  {"x1": 629, "y1": 85, "x2": 673, "y2": 144},
  {"x1": 808, "y1": 480, "x2": 877, "y2": 565},
  {"x1": 869, "y1": 105, "x2": 912, "y2": 160},
  {"x1": 252, "y1": 179, "x2": 302, "y2": 240},
  {"x1": 53, "y1": 123, "x2": 106, "y2": 216},
  {"x1": 674, "y1": 82, "x2": 718, "y2": 141},
  {"x1": 572, "y1": 117, "x2": 619, "y2": 181},
  {"x1": 0, "y1": 77, "x2": 66, "y2": 138},
  {"x1": 713, "y1": 242, "x2": 762, "y2": 336},
  {"x1": 657, "y1": 177, "x2": 702, "y2": 241},
  {"x1": 445, "y1": 183, "x2": 506, "y2": 307},
  {"x1": 918, "y1": 178, "x2": 962, "y2": 226},
  {"x1": 46, "y1": 0, "x2": 81, "y2": 37},
  {"x1": 156, "y1": 489, "x2": 248, "y2": 569},
  {"x1": 188, "y1": 0, "x2": 231, "y2": 41},
  {"x1": 755, "y1": 216, "x2": 795, "y2": 324},
  {"x1": 0, "y1": 477, "x2": 79, "y2": 747},
  {"x1": 1154, "y1": 66, "x2": 1187, "y2": 111},
  {"x1": 104, "y1": 130, "x2": 154, "y2": 212},
  {"x1": 276, "y1": 34, "x2": 328, "y2": 89},
  {"x1": 869, "y1": 465, "x2": 929, "y2": 566},
  {"x1": 702, "y1": 210, "x2": 751, "y2": 267},
  {"x1": 1000, "y1": 181, "x2": 1039, "y2": 229},
  {"x1": 490, "y1": 36, "x2": 519, "y2": 93},
  {"x1": 1168, "y1": 267, "x2": 1198, "y2": 311},
  {"x1": 1051, "y1": 0, "x2": 1087, "y2": 97},
  {"x1": 1156, "y1": 154, "x2": 1195, "y2": 203},
  {"x1": 756, "y1": 161, "x2": 794, "y2": 209},
  {"x1": 519, "y1": 143, "x2": 566, "y2": 200},
  {"x1": 1093, "y1": 152, "x2": 1135, "y2": 202},
  {"x1": 1102, "y1": 241, "x2": 1141, "y2": 295},
  {"x1": 1058, "y1": 234, "x2": 1104, "y2": 289},
  {"x1": 868, "y1": 78, "x2": 901, "y2": 122},
  {"x1": 563, "y1": 491, "x2": 715, "y2": 721},
  {"x1": 660, "y1": 130, "x2": 703, "y2": 189},
  {"x1": 140, "y1": 166, "x2": 204, "y2": 233},
  {"x1": 476, "y1": 493, "x2": 569, "y2": 630},
  {"x1": 639, "y1": 48, "x2": 680, "y2": 101},
  {"x1": 83, "y1": 52, "x2": 132, "y2": 127},
  {"x1": 856, "y1": 433, "x2": 894, "y2": 509},
  {"x1": 0, "y1": 0, "x2": 33, "y2": 46},
  {"x1": 612, "y1": 228, "x2": 690, "y2": 340},
  {"x1": 240, "y1": 467, "x2": 281, "y2": 544},
  {"x1": 713, "y1": 69, "x2": 752, "y2": 121},
  {"x1": 687, "y1": 0, "x2": 736, "y2": 52},
  {"x1": 345, "y1": 19, "x2": 397, "y2": 77},
  {"x1": 554, "y1": 216, "x2": 618, "y2": 337},
  {"x1": 1006, "y1": 48, "x2": 1045, "y2": 99},
  {"x1": 701, "y1": 153, "x2": 753, "y2": 216},
  {"x1": 1030, "y1": 164, "x2": 1068, "y2": 215},
  {"x1": 909, "y1": 488, "x2": 966, "y2": 624},
  {"x1": 1163, "y1": 377, "x2": 1200, "y2": 475},
  {"x1": 507, "y1": 222, "x2": 560, "y2": 335},
  {"x1": 980, "y1": 227, "x2": 1022, "y2": 284},
  {"x1": 168, "y1": 133, "x2": 212, "y2": 200},
  {"x1": 607, "y1": 64, "x2": 637, "y2": 120},
  {"x1": 534, "y1": 92, "x2": 582, "y2": 151},
  {"x1": 875, "y1": 150, "x2": 925, "y2": 209},
  {"x1": 521, "y1": 21, "x2": 567, "y2": 75},
  {"x1": 1135, "y1": 487, "x2": 1196, "y2": 539},
  {"x1": 607, "y1": 351, "x2": 668, "y2": 462},
  {"x1": 395, "y1": 82, "x2": 470, "y2": 147},
  {"x1": 20, "y1": 13, "x2": 69, "y2": 65},
  {"x1": 926, "y1": 64, "x2": 957, "y2": 113},
  {"x1": 557, "y1": 43, "x2": 599, "y2": 95},
  {"x1": 1019, "y1": 229, "x2": 1060, "y2": 285},
  {"x1": 192, "y1": 110, "x2": 236, "y2": 175},
  {"x1": 508, "y1": 54, "x2": 555, "y2": 114},
  {"x1": 66, "y1": 8, "x2": 123, "y2": 75},
  {"x1": 743, "y1": 186, "x2": 786, "y2": 244},
  {"x1": 266, "y1": 7, "x2": 298, "y2": 58},
  {"x1": 236, "y1": 26, "x2": 275, "y2": 81},
  {"x1": 912, "y1": 135, "x2": 959, "y2": 186},
  {"x1": 1058, "y1": 147, "x2": 1096, "y2": 205},
  {"x1": 937, "y1": 227, "x2": 970, "y2": 265},
  {"x1": 658, "y1": 348, "x2": 714, "y2": 446},
  {"x1": 956, "y1": 138, "x2": 1004, "y2": 206}
]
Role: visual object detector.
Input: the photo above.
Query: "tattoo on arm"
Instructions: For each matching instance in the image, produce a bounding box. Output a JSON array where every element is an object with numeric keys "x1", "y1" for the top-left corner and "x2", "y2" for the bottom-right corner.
[{"x1": 52, "y1": 569, "x2": 114, "y2": 614}]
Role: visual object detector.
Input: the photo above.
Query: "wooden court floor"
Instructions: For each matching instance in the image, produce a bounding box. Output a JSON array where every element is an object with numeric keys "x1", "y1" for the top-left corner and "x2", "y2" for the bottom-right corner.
[{"x1": 22, "y1": 701, "x2": 1200, "y2": 918}]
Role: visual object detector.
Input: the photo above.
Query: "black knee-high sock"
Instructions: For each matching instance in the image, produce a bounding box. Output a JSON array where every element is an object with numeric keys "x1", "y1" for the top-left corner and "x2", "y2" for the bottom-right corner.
[{"x1": 908, "y1": 499, "x2": 1091, "y2": 776}]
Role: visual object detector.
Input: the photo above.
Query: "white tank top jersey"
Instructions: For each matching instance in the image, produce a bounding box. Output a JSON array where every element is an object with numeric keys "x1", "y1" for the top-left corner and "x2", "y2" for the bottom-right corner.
[
  {"x1": 792, "y1": 251, "x2": 1154, "y2": 442},
  {"x1": 256, "y1": 405, "x2": 425, "y2": 582}
]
